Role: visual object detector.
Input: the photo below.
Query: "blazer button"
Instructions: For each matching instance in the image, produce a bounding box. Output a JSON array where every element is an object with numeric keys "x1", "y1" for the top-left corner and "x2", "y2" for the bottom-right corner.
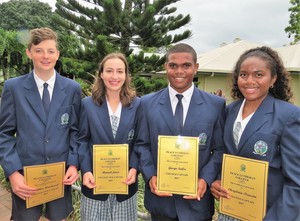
[
  {"x1": 46, "y1": 157, "x2": 50, "y2": 161},
  {"x1": 45, "y1": 138, "x2": 50, "y2": 143}
]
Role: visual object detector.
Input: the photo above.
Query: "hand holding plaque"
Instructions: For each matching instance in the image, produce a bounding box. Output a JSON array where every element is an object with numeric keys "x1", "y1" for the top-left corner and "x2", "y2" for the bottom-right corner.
[
  {"x1": 220, "y1": 154, "x2": 269, "y2": 221},
  {"x1": 93, "y1": 144, "x2": 128, "y2": 194},
  {"x1": 157, "y1": 135, "x2": 199, "y2": 196},
  {"x1": 24, "y1": 162, "x2": 65, "y2": 208}
]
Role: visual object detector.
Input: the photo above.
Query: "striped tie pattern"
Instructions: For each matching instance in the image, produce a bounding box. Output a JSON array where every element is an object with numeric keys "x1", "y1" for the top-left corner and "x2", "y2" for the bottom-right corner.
[
  {"x1": 233, "y1": 121, "x2": 241, "y2": 147},
  {"x1": 111, "y1": 115, "x2": 119, "y2": 139}
]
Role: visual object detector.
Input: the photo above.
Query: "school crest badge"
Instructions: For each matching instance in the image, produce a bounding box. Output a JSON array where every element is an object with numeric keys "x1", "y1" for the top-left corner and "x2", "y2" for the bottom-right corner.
[{"x1": 253, "y1": 140, "x2": 268, "y2": 156}]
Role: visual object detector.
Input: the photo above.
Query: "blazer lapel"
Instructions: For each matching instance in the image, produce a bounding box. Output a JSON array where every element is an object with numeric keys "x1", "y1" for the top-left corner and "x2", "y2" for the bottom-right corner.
[
  {"x1": 24, "y1": 73, "x2": 47, "y2": 125},
  {"x1": 158, "y1": 89, "x2": 178, "y2": 135},
  {"x1": 238, "y1": 95, "x2": 274, "y2": 150},
  {"x1": 46, "y1": 74, "x2": 66, "y2": 127},
  {"x1": 96, "y1": 100, "x2": 114, "y2": 143},
  {"x1": 225, "y1": 101, "x2": 241, "y2": 153},
  {"x1": 183, "y1": 88, "x2": 203, "y2": 135},
  {"x1": 116, "y1": 102, "x2": 135, "y2": 142}
]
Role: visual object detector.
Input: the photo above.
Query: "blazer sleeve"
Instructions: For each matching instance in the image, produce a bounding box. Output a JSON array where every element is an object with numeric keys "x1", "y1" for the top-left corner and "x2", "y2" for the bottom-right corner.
[
  {"x1": 0, "y1": 81, "x2": 23, "y2": 178},
  {"x1": 129, "y1": 149, "x2": 139, "y2": 170},
  {"x1": 77, "y1": 100, "x2": 93, "y2": 174},
  {"x1": 134, "y1": 98, "x2": 156, "y2": 183},
  {"x1": 200, "y1": 99, "x2": 226, "y2": 185},
  {"x1": 128, "y1": 99, "x2": 140, "y2": 170},
  {"x1": 264, "y1": 108, "x2": 300, "y2": 220},
  {"x1": 67, "y1": 84, "x2": 82, "y2": 167}
]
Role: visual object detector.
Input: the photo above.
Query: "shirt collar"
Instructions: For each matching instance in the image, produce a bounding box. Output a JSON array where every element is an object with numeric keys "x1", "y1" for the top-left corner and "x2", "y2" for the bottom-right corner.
[
  {"x1": 168, "y1": 83, "x2": 194, "y2": 100},
  {"x1": 236, "y1": 99, "x2": 255, "y2": 123},
  {"x1": 107, "y1": 100, "x2": 122, "y2": 118},
  {"x1": 33, "y1": 70, "x2": 56, "y2": 89},
  {"x1": 236, "y1": 99, "x2": 246, "y2": 122}
]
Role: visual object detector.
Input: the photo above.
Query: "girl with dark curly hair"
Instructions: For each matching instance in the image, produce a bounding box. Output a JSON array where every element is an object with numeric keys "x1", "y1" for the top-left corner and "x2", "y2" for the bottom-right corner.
[{"x1": 211, "y1": 46, "x2": 300, "y2": 221}]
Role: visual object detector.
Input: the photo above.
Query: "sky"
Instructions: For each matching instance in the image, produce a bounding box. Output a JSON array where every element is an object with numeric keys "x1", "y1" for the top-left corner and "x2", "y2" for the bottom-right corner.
[
  {"x1": 0, "y1": 0, "x2": 293, "y2": 54},
  {"x1": 172, "y1": 0, "x2": 292, "y2": 53}
]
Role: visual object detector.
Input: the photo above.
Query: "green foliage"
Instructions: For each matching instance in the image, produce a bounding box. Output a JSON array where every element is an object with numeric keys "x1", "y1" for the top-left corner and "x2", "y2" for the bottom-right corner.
[
  {"x1": 213, "y1": 200, "x2": 220, "y2": 220},
  {"x1": 0, "y1": 28, "x2": 28, "y2": 86},
  {"x1": 0, "y1": 0, "x2": 54, "y2": 30},
  {"x1": 133, "y1": 76, "x2": 168, "y2": 96},
  {"x1": 285, "y1": 0, "x2": 300, "y2": 44},
  {"x1": 0, "y1": 0, "x2": 185, "y2": 97},
  {"x1": 0, "y1": 0, "x2": 89, "y2": 81},
  {"x1": 60, "y1": 57, "x2": 95, "y2": 79},
  {"x1": 0, "y1": 166, "x2": 10, "y2": 190},
  {"x1": 54, "y1": 0, "x2": 191, "y2": 74},
  {"x1": 128, "y1": 52, "x2": 165, "y2": 76},
  {"x1": 137, "y1": 174, "x2": 147, "y2": 214},
  {"x1": 66, "y1": 179, "x2": 82, "y2": 221},
  {"x1": 57, "y1": 32, "x2": 83, "y2": 59},
  {"x1": 0, "y1": 29, "x2": 27, "y2": 63},
  {"x1": 76, "y1": 77, "x2": 93, "y2": 97}
]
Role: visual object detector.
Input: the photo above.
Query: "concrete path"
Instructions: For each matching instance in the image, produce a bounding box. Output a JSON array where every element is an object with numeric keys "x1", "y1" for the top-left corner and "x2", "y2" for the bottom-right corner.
[{"x1": 0, "y1": 185, "x2": 12, "y2": 221}]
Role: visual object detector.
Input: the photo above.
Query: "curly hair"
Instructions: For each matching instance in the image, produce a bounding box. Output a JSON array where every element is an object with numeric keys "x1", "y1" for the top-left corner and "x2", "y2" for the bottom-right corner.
[
  {"x1": 91, "y1": 52, "x2": 136, "y2": 106},
  {"x1": 231, "y1": 46, "x2": 293, "y2": 102}
]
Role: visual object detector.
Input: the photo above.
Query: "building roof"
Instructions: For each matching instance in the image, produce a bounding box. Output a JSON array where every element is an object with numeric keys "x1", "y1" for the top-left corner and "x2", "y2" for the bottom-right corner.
[
  {"x1": 197, "y1": 39, "x2": 300, "y2": 73},
  {"x1": 275, "y1": 44, "x2": 300, "y2": 72}
]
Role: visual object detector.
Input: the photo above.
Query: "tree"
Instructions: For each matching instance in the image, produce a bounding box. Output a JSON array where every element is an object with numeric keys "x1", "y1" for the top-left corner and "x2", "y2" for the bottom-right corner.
[
  {"x1": 0, "y1": 29, "x2": 28, "y2": 80},
  {"x1": 0, "y1": 0, "x2": 90, "y2": 79},
  {"x1": 53, "y1": 0, "x2": 192, "y2": 64},
  {"x1": 285, "y1": 0, "x2": 300, "y2": 44},
  {"x1": 133, "y1": 76, "x2": 167, "y2": 96},
  {"x1": 0, "y1": 0, "x2": 54, "y2": 30},
  {"x1": 0, "y1": 0, "x2": 83, "y2": 59}
]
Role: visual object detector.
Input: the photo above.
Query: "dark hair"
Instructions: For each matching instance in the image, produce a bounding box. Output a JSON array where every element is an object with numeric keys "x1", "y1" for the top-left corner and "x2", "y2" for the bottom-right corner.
[
  {"x1": 166, "y1": 43, "x2": 197, "y2": 63},
  {"x1": 92, "y1": 52, "x2": 136, "y2": 106},
  {"x1": 27, "y1": 27, "x2": 58, "y2": 50},
  {"x1": 231, "y1": 46, "x2": 292, "y2": 102}
]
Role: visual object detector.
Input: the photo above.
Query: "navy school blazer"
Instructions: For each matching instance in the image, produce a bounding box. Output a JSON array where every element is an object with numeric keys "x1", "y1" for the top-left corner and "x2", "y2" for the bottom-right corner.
[{"x1": 78, "y1": 96, "x2": 140, "y2": 202}]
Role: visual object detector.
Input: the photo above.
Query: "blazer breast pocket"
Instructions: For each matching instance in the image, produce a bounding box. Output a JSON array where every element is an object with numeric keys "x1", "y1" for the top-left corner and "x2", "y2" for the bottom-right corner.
[
  {"x1": 241, "y1": 132, "x2": 279, "y2": 163},
  {"x1": 56, "y1": 106, "x2": 72, "y2": 129},
  {"x1": 192, "y1": 123, "x2": 213, "y2": 150}
]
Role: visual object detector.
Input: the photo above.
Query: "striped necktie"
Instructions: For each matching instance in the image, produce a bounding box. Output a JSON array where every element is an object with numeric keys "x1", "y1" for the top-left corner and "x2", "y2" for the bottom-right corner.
[
  {"x1": 111, "y1": 115, "x2": 119, "y2": 139},
  {"x1": 233, "y1": 121, "x2": 241, "y2": 147}
]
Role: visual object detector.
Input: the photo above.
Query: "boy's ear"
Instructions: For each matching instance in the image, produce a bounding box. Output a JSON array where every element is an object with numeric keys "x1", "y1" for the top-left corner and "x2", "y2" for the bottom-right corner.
[{"x1": 26, "y1": 49, "x2": 32, "y2": 59}]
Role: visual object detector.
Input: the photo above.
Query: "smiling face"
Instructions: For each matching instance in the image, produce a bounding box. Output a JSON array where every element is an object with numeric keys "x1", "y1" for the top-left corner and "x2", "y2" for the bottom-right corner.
[
  {"x1": 238, "y1": 56, "x2": 277, "y2": 106},
  {"x1": 26, "y1": 39, "x2": 59, "y2": 78},
  {"x1": 100, "y1": 58, "x2": 126, "y2": 94},
  {"x1": 165, "y1": 52, "x2": 199, "y2": 93}
]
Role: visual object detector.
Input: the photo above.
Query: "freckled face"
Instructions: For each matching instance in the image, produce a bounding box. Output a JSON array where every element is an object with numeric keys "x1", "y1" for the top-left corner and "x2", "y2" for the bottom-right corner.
[
  {"x1": 165, "y1": 52, "x2": 199, "y2": 93},
  {"x1": 101, "y1": 58, "x2": 126, "y2": 94},
  {"x1": 238, "y1": 56, "x2": 276, "y2": 106}
]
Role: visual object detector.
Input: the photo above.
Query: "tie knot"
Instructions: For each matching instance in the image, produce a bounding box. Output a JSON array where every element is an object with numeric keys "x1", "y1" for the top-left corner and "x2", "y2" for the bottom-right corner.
[
  {"x1": 44, "y1": 83, "x2": 48, "y2": 89},
  {"x1": 235, "y1": 122, "x2": 241, "y2": 130},
  {"x1": 176, "y1": 94, "x2": 183, "y2": 101},
  {"x1": 111, "y1": 115, "x2": 119, "y2": 125}
]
